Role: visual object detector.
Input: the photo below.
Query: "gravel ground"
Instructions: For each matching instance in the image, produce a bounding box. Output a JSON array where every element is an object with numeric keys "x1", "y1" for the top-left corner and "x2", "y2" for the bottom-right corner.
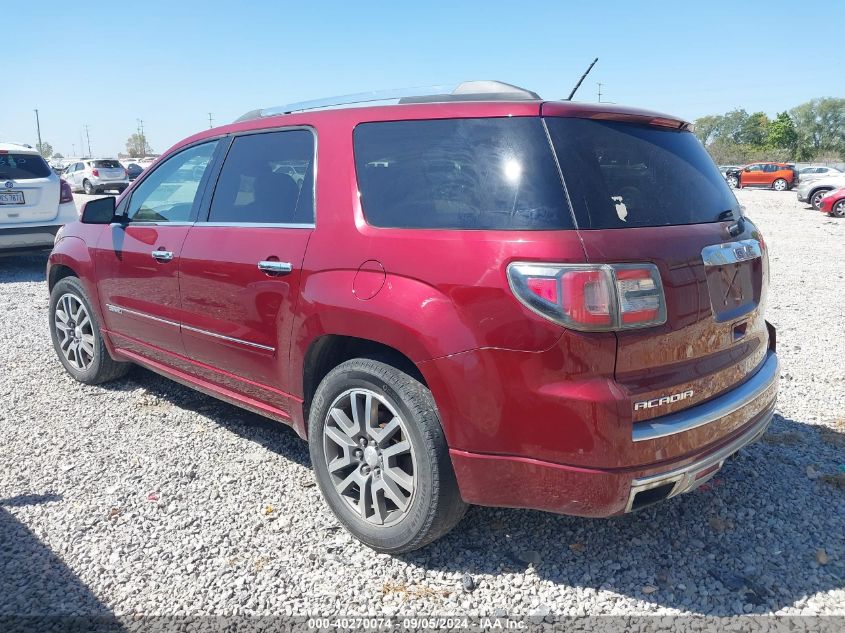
[{"x1": 0, "y1": 190, "x2": 843, "y2": 619}]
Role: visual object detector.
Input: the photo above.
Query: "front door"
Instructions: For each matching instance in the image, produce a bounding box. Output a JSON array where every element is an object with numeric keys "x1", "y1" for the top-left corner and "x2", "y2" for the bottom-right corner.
[
  {"x1": 92, "y1": 140, "x2": 219, "y2": 365},
  {"x1": 178, "y1": 129, "x2": 315, "y2": 415}
]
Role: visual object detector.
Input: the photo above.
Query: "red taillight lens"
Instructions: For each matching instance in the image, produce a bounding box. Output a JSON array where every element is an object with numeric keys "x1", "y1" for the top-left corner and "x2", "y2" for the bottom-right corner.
[
  {"x1": 508, "y1": 262, "x2": 666, "y2": 331},
  {"x1": 92, "y1": 168, "x2": 100, "y2": 177},
  {"x1": 59, "y1": 179, "x2": 73, "y2": 204}
]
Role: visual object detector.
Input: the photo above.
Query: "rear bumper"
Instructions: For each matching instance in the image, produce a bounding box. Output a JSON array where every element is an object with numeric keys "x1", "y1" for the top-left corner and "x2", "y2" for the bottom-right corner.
[
  {"x1": 0, "y1": 202, "x2": 78, "y2": 253},
  {"x1": 449, "y1": 351, "x2": 778, "y2": 517}
]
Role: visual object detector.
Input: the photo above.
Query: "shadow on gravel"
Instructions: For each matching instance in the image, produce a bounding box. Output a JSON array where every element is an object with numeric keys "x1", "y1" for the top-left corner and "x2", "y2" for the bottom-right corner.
[
  {"x1": 0, "y1": 253, "x2": 49, "y2": 283},
  {"x1": 101, "y1": 366, "x2": 311, "y2": 468},
  {"x1": 403, "y1": 413, "x2": 845, "y2": 616},
  {"x1": 0, "y1": 493, "x2": 117, "y2": 620}
]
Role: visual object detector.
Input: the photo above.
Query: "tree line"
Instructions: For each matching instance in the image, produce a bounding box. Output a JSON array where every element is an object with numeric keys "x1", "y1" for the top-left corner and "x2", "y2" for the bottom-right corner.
[{"x1": 694, "y1": 98, "x2": 845, "y2": 165}]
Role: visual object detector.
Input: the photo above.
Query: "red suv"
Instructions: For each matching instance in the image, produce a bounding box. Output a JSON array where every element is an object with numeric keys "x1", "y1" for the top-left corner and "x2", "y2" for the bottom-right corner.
[{"x1": 47, "y1": 81, "x2": 779, "y2": 553}]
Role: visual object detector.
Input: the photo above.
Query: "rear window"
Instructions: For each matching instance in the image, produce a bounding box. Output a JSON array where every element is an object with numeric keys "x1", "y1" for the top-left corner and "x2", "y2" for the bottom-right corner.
[
  {"x1": 92, "y1": 160, "x2": 122, "y2": 169},
  {"x1": 353, "y1": 118, "x2": 573, "y2": 230},
  {"x1": 0, "y1": 153, "x2": 51, "y2": 179},
  {"x1": 546, "y1": 118, "x2": 740, "y2": 229}
]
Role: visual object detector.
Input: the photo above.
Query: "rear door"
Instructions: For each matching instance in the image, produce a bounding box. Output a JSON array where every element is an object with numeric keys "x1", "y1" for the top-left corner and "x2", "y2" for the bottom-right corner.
[
  {"x1": 92, "y1": 140, "x2": 219, "y2": 364},
  {"x1": 0, "y1": 152, "x2": 59, "y2": 224},
  {"x1": 177, "y1": 128, "x2": 316, "y2": 414},
  {"x1": 545, "y1": 116, "x2": 770, "y2": 423}
]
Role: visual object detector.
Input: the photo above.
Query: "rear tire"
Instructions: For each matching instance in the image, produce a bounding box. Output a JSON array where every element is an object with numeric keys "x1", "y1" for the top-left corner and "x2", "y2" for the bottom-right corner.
[
  {"x1": 833, "y1": 200, "x2": 845, "y2": 218},
  {"x1": 811, "y1": 189, "x2": 831, "y2": 210},
  {"x1": 308, "y1": 358, "x2": 467, "y2": 553},
  {"x1": 49, "y1": 277, "x2": 131, "y2": 385},
  {"x1": 772, "y1": 178, "x2": 788, "y2": 192},
  {"x1": 83, "y1": 179, "x2": 95, "y2": 195}
]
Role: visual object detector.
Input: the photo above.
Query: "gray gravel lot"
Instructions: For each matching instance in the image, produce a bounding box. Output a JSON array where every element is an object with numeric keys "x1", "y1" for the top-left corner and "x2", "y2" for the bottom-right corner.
[{"x1": 0, "y1": 190, "x2": 843, "y2": 618}]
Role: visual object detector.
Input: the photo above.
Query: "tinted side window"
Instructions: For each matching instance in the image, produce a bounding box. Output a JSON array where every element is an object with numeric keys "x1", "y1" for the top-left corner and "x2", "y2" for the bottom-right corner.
[
  {"x1": 763, "y1": 164, "x2": 777, "y2": 173},
  {"x1": 353, "y1": 118, "x2": 573, "y2": 230},
  {"x1": 126, "y1": 141, "x2": 217, "y2": 223},
  {"x1": 207, "y1": 130, "x2": 315, "y2": 224}
]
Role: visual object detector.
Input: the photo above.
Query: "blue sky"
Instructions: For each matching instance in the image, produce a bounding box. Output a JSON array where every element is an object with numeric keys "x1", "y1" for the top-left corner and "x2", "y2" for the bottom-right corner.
[{"x1": 7, "y1": 0, "x2": 841, "y2": 158}]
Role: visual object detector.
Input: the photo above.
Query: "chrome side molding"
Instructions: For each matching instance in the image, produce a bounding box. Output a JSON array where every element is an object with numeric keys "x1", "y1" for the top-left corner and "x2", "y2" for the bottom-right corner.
[{"x1": 701, "y1": 239, "x2": 762, "y2": 266}]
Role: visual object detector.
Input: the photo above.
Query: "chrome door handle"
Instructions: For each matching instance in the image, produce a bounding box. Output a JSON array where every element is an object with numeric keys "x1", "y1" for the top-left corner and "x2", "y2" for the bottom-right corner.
[
  {"x1": 258, "y1": 260, "x2": 292, "y2": 274},
  {"x1": 151, "y1": 250, "x2": 174, "y2": 262}
]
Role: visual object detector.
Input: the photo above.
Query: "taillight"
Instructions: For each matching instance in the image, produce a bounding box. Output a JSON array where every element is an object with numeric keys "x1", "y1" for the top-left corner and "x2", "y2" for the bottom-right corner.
[
  {"x1": 507, "y1": 262, "x2": 667, "y2": 331},
  {"x1": 92, "y1": 168, "x2": 100, "y2": 177},
  {"x1": 59, "y1": 179, "x2": 73, "y2": 204}
]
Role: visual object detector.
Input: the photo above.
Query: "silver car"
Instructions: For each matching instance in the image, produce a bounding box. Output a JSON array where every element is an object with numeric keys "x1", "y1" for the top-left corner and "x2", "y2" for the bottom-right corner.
[
  {"x1": 796, "y1": 173, "x2": 845, "y2": 210},
  {"x1": 64, "y1": 158, "x2": 129, "y2": 194},
  {"x1": 798, "y1": 165, "x2": 842, "y2": 181}
]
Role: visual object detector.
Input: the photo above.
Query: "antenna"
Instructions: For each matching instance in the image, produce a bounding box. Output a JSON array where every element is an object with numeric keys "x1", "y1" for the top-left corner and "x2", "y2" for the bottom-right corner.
[{"x1": 566, "y1": 57, "x2": 599, "y2": 101}]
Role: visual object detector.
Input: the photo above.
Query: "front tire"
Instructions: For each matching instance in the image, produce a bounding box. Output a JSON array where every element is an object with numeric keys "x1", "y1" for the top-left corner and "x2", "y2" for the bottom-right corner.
[
  {"x1": 833, "y1": 200, "x2": 845, "y2": 218},
  {"x1": 308, "y1": 358, "x2": 467, "y2": 553},
  {"x1": 726, "y1": 175, "x2": 739, "y2": 188},
  {"x1": 83, "y1": 179, "x2": 95, "y2": 195},
  {"x1": 49, "y1": 277, "x2": 131, "y2": 384},
  {"x1": 772, "y1": 178, "x2": 788, "y2": 192},
  {"x1": 811, "y1": 189, "x2": 831, "y2": 210}
]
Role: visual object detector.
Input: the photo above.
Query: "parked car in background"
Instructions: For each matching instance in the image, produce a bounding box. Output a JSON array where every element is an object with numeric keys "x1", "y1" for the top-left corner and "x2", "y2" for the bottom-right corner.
[
  {"x1": 718, "y1": 165, "x2": 740, "y2": 178},
  {"x1": 64, "y1": 159, "x2": 129, "y2": 194},
  {"x1": 0, "y1": 142, "x2": 77, "y2": 253},
  {"x1": 725, "y1": 163, "x2": 798, "y2": 191},
  {"x1": 796, "y1": 173, "x2": 845, "y2": 210},
  {"x1": 124, "y1": 162, "x2": 143, "y2": 181},
  {"x1": 47, "y1": 81, "x2": 778, "y2": 552},
  {"x1": 798, "y1": 165, "x2": 842, "y2": 180},
  {"x1": 818, "y1": 188, "x2": 845, "y2": 217}
]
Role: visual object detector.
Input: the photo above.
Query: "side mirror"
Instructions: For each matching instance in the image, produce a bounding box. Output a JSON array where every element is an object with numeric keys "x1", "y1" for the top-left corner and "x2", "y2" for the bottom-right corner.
[{"x1": 80, "y1": 196, "x2": 119, "y2": 224}]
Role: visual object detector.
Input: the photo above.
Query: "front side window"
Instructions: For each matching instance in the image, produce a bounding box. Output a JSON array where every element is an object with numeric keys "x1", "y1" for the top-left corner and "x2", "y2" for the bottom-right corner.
[
  {"x1": 126, "y1": 141, "x2": 218, "y2": 223},
  {"x1": 546, "y1": 118, "x2": 740, "y2": 229},
  {"x1": 207, "y1": 130, "x2": 314, "y2": 224},
  {"x1": 0, "y1": 153, "x2": 51, "y2": 179},
  {"x1": 353, "y1": 117, "x2": 573, "y2": 230}
]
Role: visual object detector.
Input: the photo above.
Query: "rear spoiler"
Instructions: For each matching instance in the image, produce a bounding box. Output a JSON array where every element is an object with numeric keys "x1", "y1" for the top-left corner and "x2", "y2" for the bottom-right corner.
[{"x1": 541, "y1": 102, "x2": 692, "y2": 131}]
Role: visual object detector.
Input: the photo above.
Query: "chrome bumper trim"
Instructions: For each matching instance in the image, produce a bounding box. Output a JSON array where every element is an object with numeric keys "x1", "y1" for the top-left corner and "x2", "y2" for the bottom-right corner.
[
  {"x1": 625, "y1": 402, "x2": 774, "y2": 513},
  {"x1": 632, "y1": 352, "x2": 779, "y2": 442}
]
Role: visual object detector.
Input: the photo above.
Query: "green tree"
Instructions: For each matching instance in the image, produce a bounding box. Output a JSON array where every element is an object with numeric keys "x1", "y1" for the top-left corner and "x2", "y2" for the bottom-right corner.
[
  {"x1": 766, "y1": 112, "x2": 798, "y2": 152},
  {"x1": 738, "y1": 112, "x2": 769, "y2": 146},
  {"x1": 36, "y1": 142, "x2": 53, "y2": 158},
  {"x1": 790, "y1": 98, "x2": 845, "y2": 159},
  {"x1": 52, "y1": 152, "x2": 64, "y2": 160},
  {"x1": 693, "y1": 114, "x2": 723, "y2": 145},
  {"x1": 125, "y1": 133, "x2": 152, "y2": 158}
]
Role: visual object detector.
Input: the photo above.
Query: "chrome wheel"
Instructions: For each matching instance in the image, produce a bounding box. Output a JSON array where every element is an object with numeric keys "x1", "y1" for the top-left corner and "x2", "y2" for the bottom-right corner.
[
  {"x1": 54, "y1": 292, "x2": 95, "y2": 371},
  {"x1": 773, "y1": 178, "x2": 788, "y2": 192},
  {"x1": 834, "y1": 200, "x2": 845, "y2": 218},
  {"x1": 811, "y1": 190, "x2": 828, "y2": 209},
  {"x1": 323, "y1": 388, "x2": 416, "y2": 527},
  {"x1": 726, "y1": 175, "x2": 738, "y2": 188}
]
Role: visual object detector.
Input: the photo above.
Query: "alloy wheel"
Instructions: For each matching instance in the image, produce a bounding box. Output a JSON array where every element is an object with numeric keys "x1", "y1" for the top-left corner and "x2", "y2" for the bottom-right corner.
[
  {"x1": 773, "y1": 179, "x2": 787, "y2": 192},
  {"x1": 834, "y1": 200, "x2": 845, "y2": 218},
  {"x1": 54, "y1": 293, "x2": 95, "y2": 371},
  {"x1": 323, "y1": 388, "x2": 416, "y2": 527}
]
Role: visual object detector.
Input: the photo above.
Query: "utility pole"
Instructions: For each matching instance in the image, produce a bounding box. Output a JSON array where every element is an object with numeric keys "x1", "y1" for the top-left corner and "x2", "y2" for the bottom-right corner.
[
  {"x1": 84, "y1": 125, "x2": 92, "y2": 157},
  {"x1": 597, "y1": 82, "x2": 603, "y2": 103},
  {"x1": 34, "y1": 109, "x2": 43, "y2": 154},
  {"x1": 137, "y1": 119, "x2": 146, "y2": 157},
  {"x1": 72, "y1": 143, "x2": 76, "y2": 156},
  {"x1": 208, "y1": 113, "x2": 214, "y2": 129}
]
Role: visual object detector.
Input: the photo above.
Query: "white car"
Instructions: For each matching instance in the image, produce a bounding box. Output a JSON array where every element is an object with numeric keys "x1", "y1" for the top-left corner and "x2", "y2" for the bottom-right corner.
[
  {"x1": 796, "y1": 173, "x2": 845, "y2": 210},
  {"x1": 0, "y1": 143, "x2": 78, "y2": 253},
  {"x1": 63, "y1": 158, "x2": 129, "y2": 194},
  {"x1": 798, "y1": 165, "x2": 842, "y2": 181}
]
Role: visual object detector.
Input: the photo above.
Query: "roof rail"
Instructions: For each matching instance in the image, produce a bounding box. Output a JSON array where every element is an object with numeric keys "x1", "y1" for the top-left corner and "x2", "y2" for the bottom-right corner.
[{"x1": 234, "y1": 80, "x2": 541, "y2": 123}]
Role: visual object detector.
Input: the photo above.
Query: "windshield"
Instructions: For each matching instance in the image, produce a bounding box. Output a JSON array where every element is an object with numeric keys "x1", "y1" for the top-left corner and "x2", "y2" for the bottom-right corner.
[
  {"x1": 0, "y1": 153, "x2": 51, "y2": 180},
  {"x1": 546, "y1": 118, "x2": 740, "y2": 229}
]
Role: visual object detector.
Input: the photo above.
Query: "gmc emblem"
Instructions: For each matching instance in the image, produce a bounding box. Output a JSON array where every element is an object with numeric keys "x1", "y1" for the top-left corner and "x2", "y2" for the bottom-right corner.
[{"x1": 634, "y1": 390, "x2": 694, "y2": 411}]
